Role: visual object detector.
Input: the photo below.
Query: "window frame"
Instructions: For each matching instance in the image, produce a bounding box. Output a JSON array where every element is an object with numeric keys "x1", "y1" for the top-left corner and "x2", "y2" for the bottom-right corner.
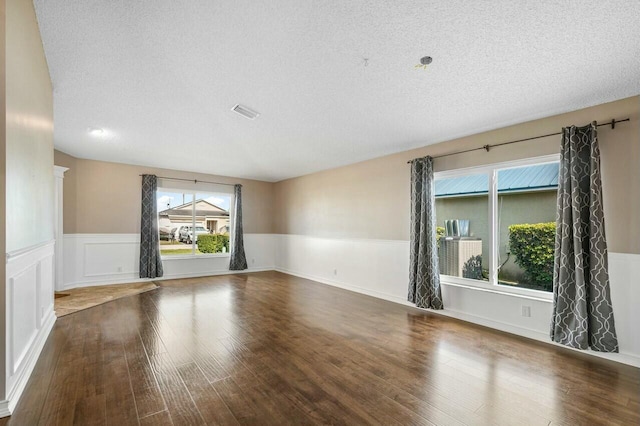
[
  {"x1": 157, "y1": 186, "x2": 234, "y2": 260},
  {"x1": 434, "y1": 154, "x2": 560, "y2": 301}
]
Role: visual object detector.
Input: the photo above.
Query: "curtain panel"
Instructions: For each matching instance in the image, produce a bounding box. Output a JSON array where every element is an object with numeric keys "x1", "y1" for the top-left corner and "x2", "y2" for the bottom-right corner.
[
  {"x1": 229, "y1": 184, "x2": 248, "y2": 270},
  {"x1": 139, "y1": 174, "x2": 164, "y2": 278},
  {"x1": 551, "y1": 122, "x2": 618, "y2": 352},
  {"x1": 408, "y1": 156, "x2": 443, "y2": 310}
]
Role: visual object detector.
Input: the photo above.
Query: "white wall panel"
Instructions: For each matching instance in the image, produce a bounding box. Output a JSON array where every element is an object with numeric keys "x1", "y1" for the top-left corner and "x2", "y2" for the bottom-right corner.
[
  {"x1": 63, "y1": 233, "x2": 276, "y2": 288},
  {"x1": 608, "y1": 253, "x2": 640, "y2": 359},
  {"x1": 4, "y1": 241, "x2": 56, "y2": 414},
  {"x1": 84, "y1": 241, "x2": 139, "y2": 277},
  {"x1": 8, "y1": 268, "x2": 38, "y2": 375}
]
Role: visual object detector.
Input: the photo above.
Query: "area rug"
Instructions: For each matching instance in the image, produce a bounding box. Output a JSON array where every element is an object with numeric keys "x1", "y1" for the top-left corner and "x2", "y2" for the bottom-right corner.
[{"x1": 55, "y1": 281, "x2": 158, "y2": 317}]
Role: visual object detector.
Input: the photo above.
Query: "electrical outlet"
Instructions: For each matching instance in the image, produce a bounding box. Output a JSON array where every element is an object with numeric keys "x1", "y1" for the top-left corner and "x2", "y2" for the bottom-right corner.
[
  {"x1": 333, "y1": 269, "x2": 338, "y2": 276},
  {"x1": 521, "y1": 306, "x2": 531, "y2": 317},
  {"x1": 117, "y1": 266, "x2": 123, "y2": 272},
  {"x1": 252, "y1": 258, "x2": 255, "y2": 264}
]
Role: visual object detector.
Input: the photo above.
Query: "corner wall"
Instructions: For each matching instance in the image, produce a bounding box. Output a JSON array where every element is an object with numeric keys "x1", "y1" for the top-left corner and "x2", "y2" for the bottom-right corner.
[
  {"x1": 273, "y1": 96, "x2": 640, "y2": 367},
  {"x1": 2, "y1": 0, "x2": 56, "y2": 415}
]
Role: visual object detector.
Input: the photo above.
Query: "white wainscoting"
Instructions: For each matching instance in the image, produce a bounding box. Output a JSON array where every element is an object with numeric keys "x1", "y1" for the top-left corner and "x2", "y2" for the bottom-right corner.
[
  {"x1": 273, "y1": 234, "x2": 640, "y2": 367},
  {"x1": 62, "y1": 233, "x2": 276, "y2": 289},
  {"x1": 2, "y1": 241, "x2": 57, "y2": 416}
]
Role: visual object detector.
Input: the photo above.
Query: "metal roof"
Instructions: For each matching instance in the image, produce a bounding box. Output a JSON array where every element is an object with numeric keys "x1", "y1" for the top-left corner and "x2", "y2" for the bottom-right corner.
[{"x1": 435, "y1": 163, "x2": 559, "y2": 197}]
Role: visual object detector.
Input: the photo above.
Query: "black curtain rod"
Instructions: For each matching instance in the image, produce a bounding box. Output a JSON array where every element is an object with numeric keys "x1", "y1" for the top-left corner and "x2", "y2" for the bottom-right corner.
[
  {"x1": 139, "y1": 175, "x2": 236, "y2": 187},
  {"x1": 407, "y1": 118, "x2": 630, "y2": 163}
]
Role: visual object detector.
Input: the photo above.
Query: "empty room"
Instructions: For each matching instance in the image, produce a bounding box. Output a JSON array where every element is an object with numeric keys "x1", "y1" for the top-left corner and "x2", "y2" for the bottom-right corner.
[{"x1": 2, "y1": 0, "x2": 639, "y2": 424}]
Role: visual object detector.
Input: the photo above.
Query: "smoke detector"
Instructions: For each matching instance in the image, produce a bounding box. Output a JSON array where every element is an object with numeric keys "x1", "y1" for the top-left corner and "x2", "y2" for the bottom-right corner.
[
  {"x1": 415, "y1": 56, "x2": 433, "y2": 70},
  {"x1": 232, "y1": 104, "x2": 260, "y2": 120}
]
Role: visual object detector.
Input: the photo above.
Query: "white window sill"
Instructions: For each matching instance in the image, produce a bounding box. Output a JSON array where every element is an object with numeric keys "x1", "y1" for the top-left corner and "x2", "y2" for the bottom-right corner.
[
  {"x1": 440, "y1": 275, "x2": 553, "y2": 303},
  {"x1": 161, "y1": 253, "x2": 231, "y2": 261}
]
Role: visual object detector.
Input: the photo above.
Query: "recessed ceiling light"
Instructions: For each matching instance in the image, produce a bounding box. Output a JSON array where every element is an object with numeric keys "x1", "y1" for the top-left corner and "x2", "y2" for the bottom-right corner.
[
  {"x1": 88, "y1": 127, "x2": 105, "y2": 137},
  {"x1": 231, "y1": 104, "x2": 260, "y2": 120}
]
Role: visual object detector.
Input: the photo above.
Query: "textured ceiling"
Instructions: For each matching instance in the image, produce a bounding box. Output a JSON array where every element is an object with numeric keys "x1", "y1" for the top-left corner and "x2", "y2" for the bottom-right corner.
[{"x1": 34, "y1": 1, "x2": 640, "y2": 182}]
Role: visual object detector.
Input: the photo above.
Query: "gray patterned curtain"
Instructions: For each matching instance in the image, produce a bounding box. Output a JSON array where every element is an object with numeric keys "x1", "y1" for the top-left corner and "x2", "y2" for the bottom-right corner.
[
  {"x1": 139, "y1": 174, "x2": 163, "y2": 278},
  {"x1": 551, "y1": 122, "x2": 617, "y2": 352},
  {"x1": 229, "y1": 184, "x2": 248, "y2": 270},
  {"x1": 408, "y1": 156, "x2": 443, "y2": 310}
]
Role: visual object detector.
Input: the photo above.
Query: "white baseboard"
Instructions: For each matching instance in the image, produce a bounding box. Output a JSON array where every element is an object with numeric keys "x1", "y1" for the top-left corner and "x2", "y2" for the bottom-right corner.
[
  {"x1": 0, "y1": 401, "x2": 9, "y2": 418},
  {"x1": 273, "y1": 233, "x2": 640, "y2": 368},
  {"x1": 62, "y1": 266, "x2": 275, "y2": 290},
  {"x1": 275, "y1": 266, "x2": 408, "y2": 304},
  {"x1": 276, "y1": 265, "x2": 547, "y2": 334},
  {"x1": 276, "y1": 266, "x2": 640, "y2": 367}
]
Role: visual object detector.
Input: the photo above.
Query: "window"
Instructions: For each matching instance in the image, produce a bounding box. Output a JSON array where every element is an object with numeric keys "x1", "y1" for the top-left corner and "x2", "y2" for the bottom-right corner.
[
  {"x1": 157, "y1": 189, "x2": 232, "y2": 257},
  {"x1": 434, "y1": 155, "x2": 559, "y2": 294}
]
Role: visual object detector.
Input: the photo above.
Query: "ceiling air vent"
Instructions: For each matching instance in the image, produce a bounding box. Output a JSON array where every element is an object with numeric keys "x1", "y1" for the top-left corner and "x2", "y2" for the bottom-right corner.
[{"x1": 231, "y1": 104, "x2": 260, "y2": 120}]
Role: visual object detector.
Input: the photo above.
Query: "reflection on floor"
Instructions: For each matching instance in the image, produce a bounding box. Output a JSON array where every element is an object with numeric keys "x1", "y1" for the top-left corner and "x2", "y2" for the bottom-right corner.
[
  {"x1": 54, "y1": 281, "x2": 158, "y2": 317},
  {"x1": 7, "y1": 271, "x2": 639, "y2": 425}
]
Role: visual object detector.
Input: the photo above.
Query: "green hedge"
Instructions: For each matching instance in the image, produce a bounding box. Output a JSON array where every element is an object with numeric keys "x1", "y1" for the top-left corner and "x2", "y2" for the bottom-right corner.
[
  {"x1": 508, "y1": 222, "x2": 555, "y2": 290},
  {"x1": 462, "y1": 254, "x2": 483, "y2": 280},
  {"x1": 197, "y1": 234, "x2": 230, "y2": 254},
  {"x1": 436, "y1": 226, "x2": 445, "y2": 248}
]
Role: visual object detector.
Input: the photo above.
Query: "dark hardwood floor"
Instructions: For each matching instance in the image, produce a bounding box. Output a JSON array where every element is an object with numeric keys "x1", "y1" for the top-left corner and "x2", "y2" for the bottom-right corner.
[{"x1": 3, "y1": 271, "x2": 638, "y2": 425}]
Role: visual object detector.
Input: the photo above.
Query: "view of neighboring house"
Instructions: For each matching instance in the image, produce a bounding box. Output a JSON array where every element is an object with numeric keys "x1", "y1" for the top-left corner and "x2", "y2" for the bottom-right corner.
[{"x1": 158, "y1": 199, "x2": 230, "y2": 237}]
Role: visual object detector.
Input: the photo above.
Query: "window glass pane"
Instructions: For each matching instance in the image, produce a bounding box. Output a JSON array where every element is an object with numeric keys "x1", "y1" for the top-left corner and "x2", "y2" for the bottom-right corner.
[
  {"x1": 496, "y1": 162, "x2": 559, "y2": 292},
  {"x1": 435, "y1": 174, "x2": 488, "y2": 282},
  {"x1": 194, "y1": 193, "x2": 232, "y2": 254},
  {"x1": 158, "y1": 191, "x2": 195, "y2": 256},
  {"x1": 157, "y1": 190, "x2": 232, "y2": 256}
]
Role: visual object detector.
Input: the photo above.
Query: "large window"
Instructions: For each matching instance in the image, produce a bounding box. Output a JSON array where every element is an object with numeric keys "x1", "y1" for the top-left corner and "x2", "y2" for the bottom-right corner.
[
  {"x1": 434, "y1": 155, "x2": 559, "y2": 294},
  {"x1": 157, "y1": 189, "x2": 232, "y2": 257}
]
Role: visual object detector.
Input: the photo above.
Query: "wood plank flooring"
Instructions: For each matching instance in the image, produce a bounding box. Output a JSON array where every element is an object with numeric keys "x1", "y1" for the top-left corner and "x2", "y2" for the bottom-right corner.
[{"x1": 3, "y1": 271, "x2": 639, "y2": 425}]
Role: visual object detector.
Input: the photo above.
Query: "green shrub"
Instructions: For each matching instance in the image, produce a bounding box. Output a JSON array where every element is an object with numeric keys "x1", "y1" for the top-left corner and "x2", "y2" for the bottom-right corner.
[
  {"x1": 462, "y1": 254, "x2": 483, "y2": 280},
  {"x1": 436, "y1": 226, "x2": 445, "y2": 248},
  {"x1": 508, "y1": 222, "x2": 555, "y2": 290},
  {"x1": 197, "y1": 234, "x2": 230, "y2": 254}
]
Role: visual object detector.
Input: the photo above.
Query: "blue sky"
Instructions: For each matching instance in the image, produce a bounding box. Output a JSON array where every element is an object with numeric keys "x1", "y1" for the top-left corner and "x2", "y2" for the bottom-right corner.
[{"x1": 157, "y1": 191, "x2": 230, "y2": 212}]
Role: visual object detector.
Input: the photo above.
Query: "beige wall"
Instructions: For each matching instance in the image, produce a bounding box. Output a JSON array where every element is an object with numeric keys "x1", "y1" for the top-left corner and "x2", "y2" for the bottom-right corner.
[
  {"x1": 5, "y1": 0, "x2": 54, "y2": 253},
  {"x1": 274, "y1": 96, "x2": 640, "y2": 254},
  {"x1": 54, "y1": 151, "x2": 275, "y2": 234}
]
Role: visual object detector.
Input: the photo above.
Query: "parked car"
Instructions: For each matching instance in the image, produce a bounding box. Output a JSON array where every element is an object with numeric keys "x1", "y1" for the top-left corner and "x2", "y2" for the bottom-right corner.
[
  {"x1": 175, "y1": 225, "x2": 189, "y2": 242},
  {"x1": 159, "y1": 227, "x2": 172, "y2": 241},
  {"x1": 179, "y1": 225, "x2": 209, "y2": 244}
]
